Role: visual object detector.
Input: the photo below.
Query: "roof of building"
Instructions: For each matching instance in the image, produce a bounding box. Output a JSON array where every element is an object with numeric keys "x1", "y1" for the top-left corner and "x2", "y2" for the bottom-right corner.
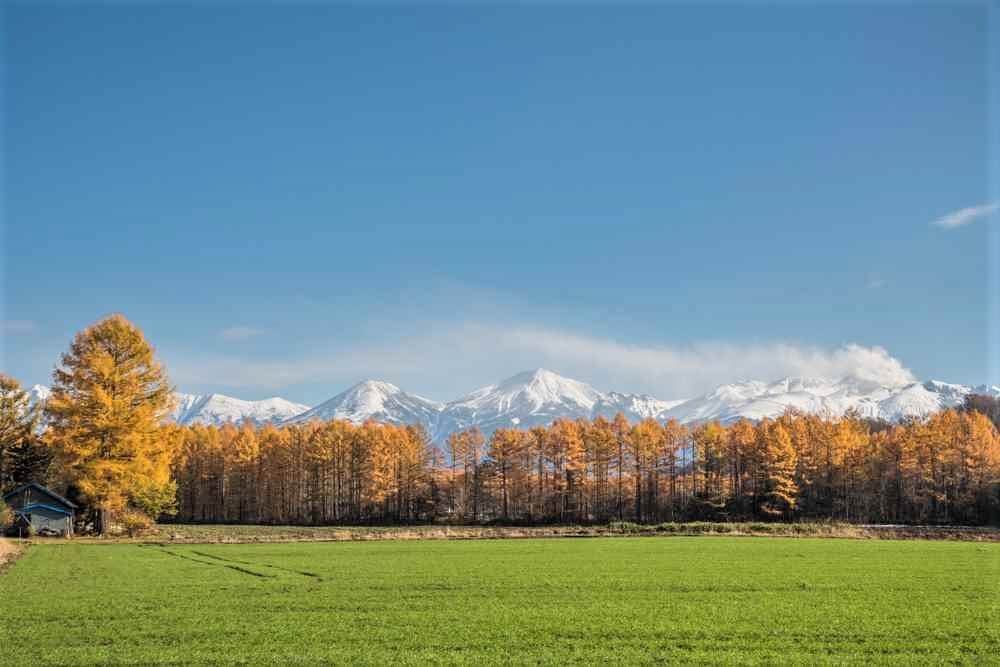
[
  {"x1": 2, "y1": 482, "x2": 78, "y2": 509},
  {"x1": 15, "y1": 503, "x2": 75, "y2": 516}
]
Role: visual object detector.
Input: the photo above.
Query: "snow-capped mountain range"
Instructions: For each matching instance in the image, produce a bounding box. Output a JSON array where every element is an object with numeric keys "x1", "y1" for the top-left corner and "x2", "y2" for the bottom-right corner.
[
  {"x1": 431, "y1": 370, "x2": 687, "y2": 441},
  {"x1": 659, "y1": 377, "x2": 998, "y2": 425},
  {"x1": 171, "y1": 393, "x2": 310, "y2": 427},
  {"x1": 24, "y1": 369, "x2": 1000, "y2": 440},
  {"x1": 24, "y1": 384, "x2": 308, "y2": 428}
]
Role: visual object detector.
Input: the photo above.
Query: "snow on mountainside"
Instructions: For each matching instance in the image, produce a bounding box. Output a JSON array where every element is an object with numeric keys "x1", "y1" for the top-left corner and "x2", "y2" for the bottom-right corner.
[
  {"x1": 25, "y1": 385, "x2": 309, "y2": 426},
  {"x1": 27, "y1": 384, "x2": 51, "y2": 409},
  {"x1": 172, "y1": 393, "x2": 310, "y2": 426},
  {"x1": 662, "y1": 377, "x2": 1000, "y2": 425},
  {"x1": 286, "y1": 380, "x2": 443, "y2": 428},
  {"x1": 663, "y1": 378, "x2": 854, "y2": 424},
  {"x1": 435, "y1": 369, "x2": 605, "y2": 440},
  {"x1": 288, "y1": 370, "x2": 689, "y2": 440},
  {"x1": 594, "y1": 392, "x2": 687, "y2": 422},
  {"x1": 23, "y1": 372, "x2": 1000, "y2": 439},
  {"x1": 24, "y1": 385, "x2": 52, "y2": 429}
]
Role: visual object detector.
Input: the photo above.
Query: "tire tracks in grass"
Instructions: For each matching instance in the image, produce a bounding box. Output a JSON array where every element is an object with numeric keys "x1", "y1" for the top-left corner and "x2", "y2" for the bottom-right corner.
[
  {"x1": 153, "y1": 546, "x2": 276, "y2": 579},
  {"x1": 189, "y1": 549, "x2": 323, "y2": 581}
]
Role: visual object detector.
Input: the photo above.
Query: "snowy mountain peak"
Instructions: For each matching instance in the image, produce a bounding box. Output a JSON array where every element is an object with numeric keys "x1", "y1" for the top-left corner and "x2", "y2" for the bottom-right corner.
[
  {"x1": 499, "y1": 367, "x2": 564, "y2": 386},
  {"x1": 337, "y1": 379, "x2": 408, "y2": 410},
  {"x1": 434, "y1": 369, "x2": 605, "y2": 440},
  {"x1": 172, "y1": 393, "x2": 310, "y2": 427},
  {"x1": 451, "y1": 369, "x2": 602, "y2": 413},
  {"x1": 353, "y1": 379, "x2": 402, "y2": 393},
  {"x1": 286, "y1": 379, "x2": 442, "y2": 427},
  {"x1": 493, "y1": 368, "x2": 603, "y2": 410}
]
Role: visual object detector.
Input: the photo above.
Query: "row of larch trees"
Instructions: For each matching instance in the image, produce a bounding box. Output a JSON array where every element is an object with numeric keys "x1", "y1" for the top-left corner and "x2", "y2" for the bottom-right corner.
[
  {"x1": 171, "y1": 405, "x2": 1000, "y2": 526},
  {"x1": 3, "y1": 314, "x2": 1000, "y2": 532},
  {"x1": 173, "y1": 421, "x2": 437, "y2": 524}
]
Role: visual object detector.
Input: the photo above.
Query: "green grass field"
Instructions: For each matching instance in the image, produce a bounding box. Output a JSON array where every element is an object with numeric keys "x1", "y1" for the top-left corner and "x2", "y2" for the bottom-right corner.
[{"x1": 1, "y1": 537, "x2": 998, "y2": 665}]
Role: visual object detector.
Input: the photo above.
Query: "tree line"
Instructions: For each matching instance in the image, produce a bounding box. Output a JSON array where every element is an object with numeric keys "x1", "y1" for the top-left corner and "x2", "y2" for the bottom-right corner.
[
  {"x1": 168, "y1": 405, "x2": 1000, "y2": 526},
  {"x1": 2, "y1": 315, "x2": 999, "y2": 532},
  {"x1": 173, "y1": 421, "x2": 434, "y2": 524}
]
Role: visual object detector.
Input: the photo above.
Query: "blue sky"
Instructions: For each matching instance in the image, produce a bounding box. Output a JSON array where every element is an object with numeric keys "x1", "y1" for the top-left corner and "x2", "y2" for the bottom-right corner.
[{"x1": 2, "y1": 3, "x2": 997, "y2": 403}]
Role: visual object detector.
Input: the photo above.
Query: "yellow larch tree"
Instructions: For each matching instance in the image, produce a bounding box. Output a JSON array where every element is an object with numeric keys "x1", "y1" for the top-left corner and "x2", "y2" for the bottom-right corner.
[
  {"x1": 45, "y1": 315, "x2": 175, "y2": 533},
  {"x1": 691, "y1": 421, "x2": 727, "y2": 517},
  {"x1": 547, "y1": 419, "x2": 584, "y2": 521},
  {"x1": 487, "y1": 427, "x2": 523, "y2": 520},
  {"x1": 628, "y1": 419, "x2": 662, "y2": 522},
  {"x1": 584, "y1": 416, "x2": 616, "y2": 519},
  {"x1": 758, "y1": 419, "x2": 798, "y2": 518},
  {"x1": 659, "y1": 419, "x2": 687, "y2": 520}
]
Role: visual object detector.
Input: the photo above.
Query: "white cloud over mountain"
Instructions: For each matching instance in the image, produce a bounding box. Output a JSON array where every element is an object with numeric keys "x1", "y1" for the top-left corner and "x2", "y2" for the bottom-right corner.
[{"x1": 170, "y1": 321, "x2": 917, "y2": 402}]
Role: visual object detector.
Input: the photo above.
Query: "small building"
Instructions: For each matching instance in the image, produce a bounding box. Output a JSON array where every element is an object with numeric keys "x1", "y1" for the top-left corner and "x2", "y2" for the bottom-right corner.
[{"x1": 2, "y1": 483, "x2": 77, "y2": 537}]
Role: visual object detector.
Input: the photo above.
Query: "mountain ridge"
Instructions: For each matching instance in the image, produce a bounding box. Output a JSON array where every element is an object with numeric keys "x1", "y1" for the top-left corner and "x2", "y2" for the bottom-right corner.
[
  {"x1": 285, "y1": 380, "x2": 443, "y2": 427},
  {"x1": 172, "y1": 393, "x2": 310, "y2": 427},
  {"x1": 24, "y1": 370, "x2": 1000, "y2": 438}
]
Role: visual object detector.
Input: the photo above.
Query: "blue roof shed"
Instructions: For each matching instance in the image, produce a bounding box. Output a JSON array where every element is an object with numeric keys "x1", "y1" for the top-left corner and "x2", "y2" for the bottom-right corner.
[{"x1": 3, "y1": 483, "x2": 77, "y2": 537}]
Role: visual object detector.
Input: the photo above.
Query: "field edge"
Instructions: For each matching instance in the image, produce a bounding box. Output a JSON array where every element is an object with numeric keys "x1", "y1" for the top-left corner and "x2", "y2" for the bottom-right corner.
[{"x1": 43, "y1": 522, "x2": 1000, "y2": 546}]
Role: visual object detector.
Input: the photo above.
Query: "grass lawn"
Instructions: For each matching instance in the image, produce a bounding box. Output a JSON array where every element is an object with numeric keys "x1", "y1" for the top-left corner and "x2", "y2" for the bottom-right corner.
[{"x1": 1, "y1": 537, "x2": 998, "y2": 665}]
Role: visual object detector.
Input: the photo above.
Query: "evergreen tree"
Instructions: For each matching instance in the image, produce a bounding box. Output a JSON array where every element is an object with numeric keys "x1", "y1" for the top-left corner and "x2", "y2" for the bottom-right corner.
[{"x1": 0, "y1": 374, "x2": 50, "y2": 494}]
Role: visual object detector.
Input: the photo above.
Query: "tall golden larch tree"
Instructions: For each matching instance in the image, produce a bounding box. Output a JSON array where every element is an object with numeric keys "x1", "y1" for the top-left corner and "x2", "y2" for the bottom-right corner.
[
  {"x1": 45, "y1": 315, "x2": 175, "y2": 533},
  {"x1": 610, "y1": 414, "x2": 631, "y2": 520},
  {"x1": 691, "y1": 421, "x2": 727, "y2": 516},
  {"x1": 758, "y1": 420, "x2": 799, "y2": 518},
  {"x1": 584, "y1": 417, "x2": 616, "y2": 519},
  {"x1": 548, "y1": 419, "x2": 584, "y2": 521},
  {"x1": 487, "y1": 428, "x2": 522, "y2": 520},
  {"x1": 528, "y1": 426, "x2": 549, "y2": 519},
  {"x1": 727, "y1": 419, "x2": 756, "y2": 514},
  {"x1": 629, "y1": 419, "x2": 662, "y2": 522},
  {"x1": 660, "y1": 419, "x2": 687, "y2": 519},
  {"x1": 446, "y1": 430, "x2": 468, "y2": 516}
]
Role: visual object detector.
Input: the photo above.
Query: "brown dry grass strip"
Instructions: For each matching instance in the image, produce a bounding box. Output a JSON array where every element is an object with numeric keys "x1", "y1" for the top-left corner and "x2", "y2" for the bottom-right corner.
[
  {"x1": 80, "y1": 522, "x2": 1000, "y2": 546},
  {"x1": 0, "y1": 538, "x2": 25, "y2": 575}
]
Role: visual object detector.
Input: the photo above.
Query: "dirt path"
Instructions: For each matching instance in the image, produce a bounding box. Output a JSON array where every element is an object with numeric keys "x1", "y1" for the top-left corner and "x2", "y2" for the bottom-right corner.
[{"x1": 0, "y1": 538, "x2": 24, "y2": 574}]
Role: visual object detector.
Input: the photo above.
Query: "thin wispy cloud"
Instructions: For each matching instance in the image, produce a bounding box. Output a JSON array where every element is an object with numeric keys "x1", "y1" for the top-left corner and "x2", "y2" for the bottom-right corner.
[
  {"x1": 1, "y1": 319, "x2": 38, "y2": 335},
  {"x1": 171, "y1": 321, "x2": 916, "y2": 401},
  {"x1": 931, "y1": 202, "x2": 999, "y2": 229},
  {"x1": 490, "y1": 325, "x2": 915, "y2": 395},
  {"x1": 219, "y1": 326, "x2": 265, "y2": 342},
  {"x1": 865, "y1": 275, "x2": 887, "y2": 290}
]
